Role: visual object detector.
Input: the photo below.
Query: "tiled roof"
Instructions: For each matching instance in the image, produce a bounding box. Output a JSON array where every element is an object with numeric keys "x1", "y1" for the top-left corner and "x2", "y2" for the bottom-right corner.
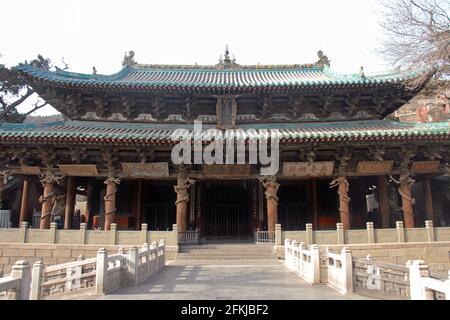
[
  {"x1": 0, "y1": 120, "x2": 448, "y2": 146},
  {"x1": 17, "y1": 64, "x2": 424, "y2": 93}
]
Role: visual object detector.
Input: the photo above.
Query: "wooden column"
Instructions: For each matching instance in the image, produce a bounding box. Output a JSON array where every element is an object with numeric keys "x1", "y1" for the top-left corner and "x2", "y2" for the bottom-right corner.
[
  {"x1": 312, "y1": 179, "x2": 319, "y2": 230},
  {"x1": 64, "y1": 176, "x2": 76, "y2": 230},
  {"x1": 39, "y1": 175, "x2": 56, "y2": 229},
  {"x1": 398, "y1": 173, "x2": 415, "y2": 228},
  {"x1": 85, "y1": 179, "x2": 94, "y2": 229},
  {"x1": 195, "y1": 183, "x2": 202, "y2": 231},
  {"x1": 330, "y1": 177, "x2": 351, "y2": 230},
  {"x1": 261, "y1": 176, "x2": 280, "y2": 233},
  {"x1": 135, "y1": 179, "x2": 143, "y2": 230},
  {"x1": 0, "y1": 171, "x2": 5, "y2": 209},
  {"x1": 423, "y1": 177, "x2": 434, "y2": 222},
  {"x1": 104, "y1": 177, "x2": 120, "y2": 231},
  {"x1": 377, "y1": 175, "x2": 390, "y2": 228},
  {"x1": 19, "y1": 178, "x2": 31, "y2": 225},
  {"x1": 174, "y1": 177, "x2": 195, "y2": 234}
]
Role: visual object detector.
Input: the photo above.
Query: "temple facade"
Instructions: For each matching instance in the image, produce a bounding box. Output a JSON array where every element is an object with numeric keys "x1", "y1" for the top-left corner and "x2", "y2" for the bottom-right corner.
[{"x1": 0, "y1": 49, "x2": 449, "y2": 241}]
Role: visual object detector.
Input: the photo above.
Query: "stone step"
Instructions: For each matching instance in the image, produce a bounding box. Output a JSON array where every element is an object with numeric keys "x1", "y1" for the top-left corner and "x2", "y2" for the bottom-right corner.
[
  {"x1": 177, "y1": 255, "x2": 275, "y2": 260},
  {"x1": 176, "y1": 244, "x2": 277, "y2": 261}
]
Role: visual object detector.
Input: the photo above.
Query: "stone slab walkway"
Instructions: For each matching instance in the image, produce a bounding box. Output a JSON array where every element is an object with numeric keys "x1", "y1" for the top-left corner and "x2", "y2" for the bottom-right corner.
[{"x1": 81, "y1": 260, "x2": 372, "y2": 300}]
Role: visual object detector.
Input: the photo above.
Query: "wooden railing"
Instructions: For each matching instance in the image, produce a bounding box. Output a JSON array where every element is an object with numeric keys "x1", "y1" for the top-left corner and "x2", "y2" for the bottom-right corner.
[
  {"x1": 0, "y1": 240, "x2": 166, "y2": 300},
  {"x1": 178, "y1": 229, "x2": 200, "y2": 245},
  {"x1": 255, "y1": 231, "x2": 275, "y2": 244}
]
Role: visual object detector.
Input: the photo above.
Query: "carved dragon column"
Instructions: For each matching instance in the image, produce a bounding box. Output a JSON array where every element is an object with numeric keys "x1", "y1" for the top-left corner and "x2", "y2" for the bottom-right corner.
[
  {"x1": 174, "y1": 176, "x2": 195, "y2": 234},
  {"x1": 330, "y1": 177, "x2": 351, "y2": 230},
  {"x1": 104, "y1": 176, "x2": 120, "y2": 231},
  {"x1": 330, "y1": 149, "x2": 352, "y2": 230},
  {"x1": 260, "y1": 176, "x2": 280, "y2": 234},
  {"x1": 39, "y1": 172, "x2": 61, "y2": 229},
  {"x1": 392, "y1": 172, "x2": 416, "y2": 228}
]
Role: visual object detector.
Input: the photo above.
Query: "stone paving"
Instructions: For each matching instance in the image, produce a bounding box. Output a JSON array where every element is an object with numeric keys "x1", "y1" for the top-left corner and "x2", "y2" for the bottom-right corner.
[{"x1": 82, "y1": 259, "x2": 373, "y2": 300}]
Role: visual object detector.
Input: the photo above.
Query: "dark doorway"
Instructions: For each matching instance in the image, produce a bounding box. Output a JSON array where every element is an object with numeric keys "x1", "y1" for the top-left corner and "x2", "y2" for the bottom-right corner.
[
  {"x1": 278, "y1": 182, "x2": 311, "y2": 230},
  {"x1": 143, "y1": 183, "x2": 176, "y2": 231},
  {"x1": 203, "y1": 181, "x2": 252, "y2": 240}
]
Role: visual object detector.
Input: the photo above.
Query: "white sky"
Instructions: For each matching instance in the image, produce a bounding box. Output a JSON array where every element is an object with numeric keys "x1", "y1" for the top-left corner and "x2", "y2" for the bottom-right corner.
[{"x1": 1, "y1": 0, "x2": 391, "y2": 116}]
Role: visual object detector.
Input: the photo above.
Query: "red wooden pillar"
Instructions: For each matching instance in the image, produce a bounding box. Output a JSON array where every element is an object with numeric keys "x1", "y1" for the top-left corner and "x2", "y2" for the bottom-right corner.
[
  {"x1": 377, "y1": 175, "x2": 390, "y2": 228},
  {"x1": 104, "y1": 177, "x2": 120, "y2": 231},
  {"x1": 64, "y1": 176, "x2": 76, "y2": 230},
  {"x1": 85, "y1": 179, "x2": 93, "y2": 229},
  {"x1": 19, "y1": 178, "x2": 31, "y2": 225},
  {"x1": 135, "y1": 179, "x2": 143, "y2": 230},
  {"x1": 0, "y1": 171, "x2": 5, "y2": 209},
  {"x1": 312, "y1": 179, "x2": 319, "y2": 230},
  {"x1": 423, "y1": 177, "x2": 434, "y2": 222}
]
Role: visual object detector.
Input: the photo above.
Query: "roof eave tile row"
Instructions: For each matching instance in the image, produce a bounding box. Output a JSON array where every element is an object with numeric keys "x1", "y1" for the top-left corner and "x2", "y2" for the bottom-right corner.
[
  {"x1": 0, "y1": 130, "x2": 448, "y2": 146},
  {"x1": 17, "y1": 64, "x2": 419, "y2": 93}
]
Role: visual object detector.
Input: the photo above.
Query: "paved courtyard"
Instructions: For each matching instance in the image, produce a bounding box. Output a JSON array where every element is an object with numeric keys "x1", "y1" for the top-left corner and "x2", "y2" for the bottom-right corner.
[{"x1": 82, "y1": 260, "x2": 372, "y2": 300}]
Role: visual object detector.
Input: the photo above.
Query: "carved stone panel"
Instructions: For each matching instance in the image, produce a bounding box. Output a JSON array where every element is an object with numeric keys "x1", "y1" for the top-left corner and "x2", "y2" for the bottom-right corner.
[
  {"x1": 121, "y1": 162, "x2": 169, "y2": 178},
  {"x1": 356, "y1": 161, "x2": 394, "y2": 175},
  {"x1": 282, "y1": 162, "x2": 334, "y2": 177}
]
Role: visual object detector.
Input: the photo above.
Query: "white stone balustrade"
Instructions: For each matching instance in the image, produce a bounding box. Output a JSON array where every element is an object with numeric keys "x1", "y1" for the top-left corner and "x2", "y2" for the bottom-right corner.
[
  {"x1": 409, "y1": 260, "x2": 450, "y2": 300},
  {"x1": 0, "y1": 240, "x2": 166, "y2": 300},
  {"x1": 284, "y1": 239, "x2": 320, "y2": 284},
  {"x1": 0, "y1": 260, "x2": 31, "y2": 300},
  {"x1": 326, "y1": 247, "x2": 353, "y2": 294}
]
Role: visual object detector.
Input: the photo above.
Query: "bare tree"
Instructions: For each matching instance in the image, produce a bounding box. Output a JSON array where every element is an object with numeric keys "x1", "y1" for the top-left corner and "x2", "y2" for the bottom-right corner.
[
  {"x1": 0, "y1": 55, "x2": 68, "y2": 122},
  {"x1": 378, "y1": 0, "x2": 450, "y2": 93}
]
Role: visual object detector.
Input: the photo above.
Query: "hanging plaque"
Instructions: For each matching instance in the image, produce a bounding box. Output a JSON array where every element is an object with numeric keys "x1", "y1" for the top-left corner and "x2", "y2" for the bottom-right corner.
[
  {"x1": 282, "y1": 162, "x2": 334, "y2": 177},
  {"x1": 121, "y1": 162, "x2": 169, "y2": 178},
  {"x1": 411, "y1": 161, "x2": 440, "y2": 173},
  {"x1": 203, "y1": 164, "x2": 251, "y2": 177},
  {"x1": 20, "y1": 166, "x2": 42, "y2": 175},
  {"x1": 356, "y1": 161, "x2": 394, "y2": 175},
  {"x1": 58, "y1": 165, "x2": 98, "y2": 177}
]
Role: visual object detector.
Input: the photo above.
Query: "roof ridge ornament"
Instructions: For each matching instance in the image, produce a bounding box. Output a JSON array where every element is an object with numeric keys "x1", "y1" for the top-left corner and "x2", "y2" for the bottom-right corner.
[
  {"x1": 360, "y1": 66, "x2": 366, "y2": 78},
  {"x1": 122, "y1": 50, "x2": 137, "y2": 67},
  {"x1": 216, "y1": 45, "x2": 239, "y2": 69},
  {"x1": 316, "y1": 50, "x2": 330, "y2": 68}
]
